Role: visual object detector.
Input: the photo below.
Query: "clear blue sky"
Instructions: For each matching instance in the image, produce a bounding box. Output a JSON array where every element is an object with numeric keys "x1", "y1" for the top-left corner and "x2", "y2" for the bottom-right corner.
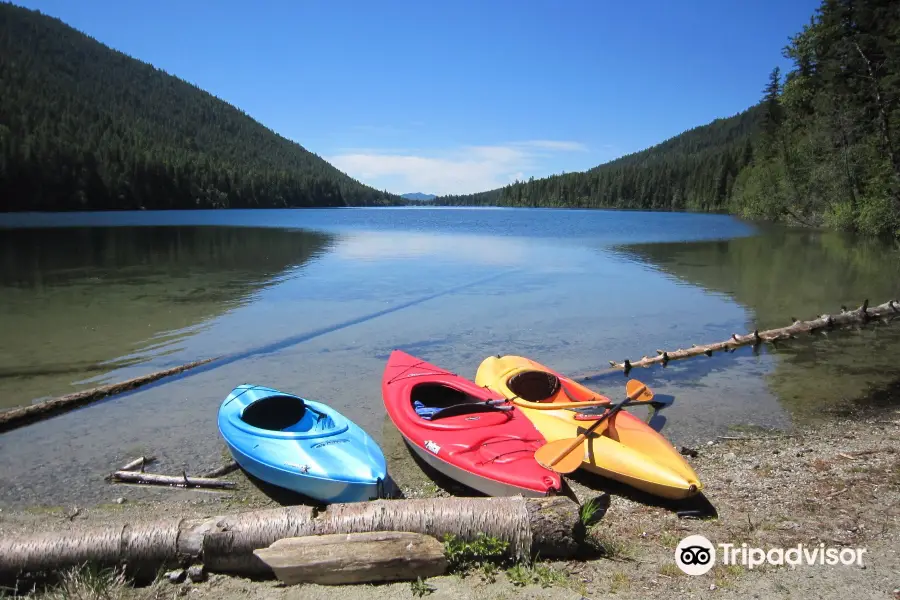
[{"x1": 16, "y1": 0, "x2": 821, "y2": 195}]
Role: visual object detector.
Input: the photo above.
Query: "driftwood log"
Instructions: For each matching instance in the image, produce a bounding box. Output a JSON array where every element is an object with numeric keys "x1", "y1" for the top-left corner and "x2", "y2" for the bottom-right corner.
[
  {"x1": 596, "y1": 299, "x2": 900, "y2": 375},
  {"x1": 0, "y1": 496, "x2": 581, "y2": 584},
  {"x1": 0, "y1": 357, "x2": 219, "y2": 434},
  {"x1": 119, "y1": 456, "x2": 156, "y2": 472},
  {"x1": 106, "y1": 470, "x2": 236, "y2": 490},
  {"x1": 200, "y1": 461, "x2": 240, "y2": 479},
  {"x1": 253, "y1": 532, "x2": 448, "y2": 585}
]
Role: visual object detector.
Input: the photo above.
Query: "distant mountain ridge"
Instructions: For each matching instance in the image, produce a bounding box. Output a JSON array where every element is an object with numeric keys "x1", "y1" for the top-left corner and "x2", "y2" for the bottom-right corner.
[
  {"x1": 401, "y1": 193, "x2": 437, "y2": 201},
  {"x1": 435, "y1": 105, "x2": 762, "y2": 212},
  {"x1": 0, "y1": 2, "x2": 405, "y2": 211}
]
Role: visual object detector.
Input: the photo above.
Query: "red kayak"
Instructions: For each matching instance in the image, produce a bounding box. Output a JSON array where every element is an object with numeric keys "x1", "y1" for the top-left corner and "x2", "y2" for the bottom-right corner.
[{"x1": 381, "y1": 350, "x2": 562, "y2": 497}]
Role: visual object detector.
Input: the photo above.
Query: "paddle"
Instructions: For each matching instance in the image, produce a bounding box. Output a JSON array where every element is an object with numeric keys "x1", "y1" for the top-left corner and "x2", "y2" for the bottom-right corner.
[
  {"x1": 569, "y1": 390, "x2": 671, "y2": 419},
  {"x1": 534, "y1": 379, "x2": 653, "y2": 474}
]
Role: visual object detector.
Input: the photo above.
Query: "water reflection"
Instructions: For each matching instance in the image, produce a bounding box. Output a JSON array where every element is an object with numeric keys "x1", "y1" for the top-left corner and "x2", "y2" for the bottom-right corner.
[
  {"x1": 615, "y1": 228, "x2": 900, "y2": 418},
  {"x1": 333, "y1": 231, "x2": 532, "y2": 266},
  {"x1": 0, "y1": 226, "x2": 334, "y2": 407}
]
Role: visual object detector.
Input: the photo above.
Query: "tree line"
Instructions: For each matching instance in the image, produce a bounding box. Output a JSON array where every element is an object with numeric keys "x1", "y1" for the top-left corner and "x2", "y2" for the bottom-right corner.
[
  {"x1": 0, "y1": 2, "x2": 403, "y2": 211},
  {"x1": 437, "y1": 0, "x2": 900, "y2": 238}
]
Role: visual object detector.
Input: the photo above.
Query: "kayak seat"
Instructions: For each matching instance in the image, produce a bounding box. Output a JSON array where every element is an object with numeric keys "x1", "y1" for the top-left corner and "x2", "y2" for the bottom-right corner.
[
  {"x1": 411, "y1": 383, "x2": 509, "y2": 420},
  {"x1": 241, "y1": 395, "x2": 334, "y2": 432},
  {"x1": 507, "y1": 370, "x2": 560, "y2": 402}
]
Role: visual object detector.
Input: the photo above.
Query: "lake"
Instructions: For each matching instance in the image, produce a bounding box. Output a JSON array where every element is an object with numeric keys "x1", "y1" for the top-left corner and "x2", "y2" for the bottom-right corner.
[{"x1": 1, "y1": 207, "x2": 898, "y2": 507}]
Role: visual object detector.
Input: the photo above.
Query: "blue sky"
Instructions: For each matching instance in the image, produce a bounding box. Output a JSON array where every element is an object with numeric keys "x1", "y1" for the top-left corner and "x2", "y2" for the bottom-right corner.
[{"x1": 17, "y1": 0, "x2": 821, "y2": 195}]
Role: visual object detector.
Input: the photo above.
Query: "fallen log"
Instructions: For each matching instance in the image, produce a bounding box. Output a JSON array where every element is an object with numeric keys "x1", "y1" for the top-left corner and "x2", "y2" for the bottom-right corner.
[
  {"x1": 0, "y1": 496, "x2": 581, "y2": 584},
  {"x1": 106, "y1": 470, "x2": 236, "y2": 490},
  {"x1": 0, "y1": 356, "x2": 220, "y2": 434},
  {"x1": 253, "y1": 532, "x2": 448, "y2": 585},
  {"x1": 597, "y1": 299, "x2": 900, "y2": 375}
]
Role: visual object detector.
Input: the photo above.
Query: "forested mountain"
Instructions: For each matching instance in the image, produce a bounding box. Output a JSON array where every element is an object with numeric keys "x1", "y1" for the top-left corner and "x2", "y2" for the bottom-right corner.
[
  {"x1": 438, "y1": 0, "x2": 900, "y2": 238},
  {"x1": 437, "y1": 106, "x2": 763, "y2": 213},
  {"x1": 0, "y1": 2, "x2": 403, "y2": 211}
]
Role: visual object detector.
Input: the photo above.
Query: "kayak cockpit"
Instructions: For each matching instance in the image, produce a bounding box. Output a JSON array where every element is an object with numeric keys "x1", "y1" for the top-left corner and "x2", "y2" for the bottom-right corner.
[
  {"x1": 411, "y1": 383, "x2": 512, "y2": 426},
  {"x1": 507, "y1": 370, "x2": 561, "y2": 401},
  {"x1": 508, "y1": 369, "x2": 607, "y2": 404},
  {"x1": 240, "y1": 394, "x2": 335, "y2": 434}
]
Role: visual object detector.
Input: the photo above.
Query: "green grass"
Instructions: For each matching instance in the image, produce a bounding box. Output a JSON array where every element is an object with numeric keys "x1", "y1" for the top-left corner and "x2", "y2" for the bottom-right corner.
[
  {"x1": 443, "y1": 533, "x2": 510, "y2": 574},
  {"x1": 20, "y1": 565, "x2": 130, "y2": 600},
  {"x1": 658, "y1": 531, "x2": 679, "y2": 549},
  {"x1": 579, "y1": 497, "x2": 604, "y2": 527},
  {"x1": 505, "y1": 563, "x2": 567, "y2": 588},
  {"x1": 5, "y1": 564, "x2": 171, "y2": 600},
  {"x1": 410, "y1": 577, "x2": 435, "y2": 597},
  {"x1": 713, "y1": 564, "x2": 745, "y2": 589},
  {"x1": 590, "y1": 529, "x2": 636, "y2": 560},
  {"x1": 479, "y1": 563, "x2": 500, "y2": 584},
  {"x1": 609, "y1": 571, "x2": 631, "y2": 593},
  {"x1": 22, "y1": 505, "x2": 64, "y2": 515},
  {"x1": 657, "y1": 563, "x2": 682, "y2": 577}
]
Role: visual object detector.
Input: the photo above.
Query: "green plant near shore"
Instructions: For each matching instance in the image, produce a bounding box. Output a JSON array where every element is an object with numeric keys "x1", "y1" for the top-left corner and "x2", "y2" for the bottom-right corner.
[
  {"x1": 579, "y1": 497, "x2": 604, "y2": 527},
  {"x1": 609, "y1": 571, "x2": 631, "y2": 593},
  {"x1": 714, "y1": 564, "x2": 745, "y2": 590},
  {"x1": 658, "y1": 563, "x2": 682, "y2": 577},
  {"x1": 10, "y1": 565, "x2": 128, "y2": 600},
  {"x1": 442, "y1": 533, "x2": 510, "y2": 574},
  {"x1": 658, "y1": 531, "x2": 679, "y2": 549},
  {"x1": 505, "y1": 562, "x2": 567, "y2": 588},
  {"x1": 409, "y1": 577, "x2": 435, "y2": 597},
  {"x1": 4, "y1": 564, "x2": 171, "y2": 600},
  {"x1": 590, "y1": 528, "x2": 636, "y2": 561}
]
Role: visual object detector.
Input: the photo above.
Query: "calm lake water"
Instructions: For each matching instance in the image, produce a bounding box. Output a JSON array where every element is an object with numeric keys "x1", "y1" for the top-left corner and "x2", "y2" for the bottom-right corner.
[{"x1": 1, "y1": 207, "x2": 898, "y2": 507}]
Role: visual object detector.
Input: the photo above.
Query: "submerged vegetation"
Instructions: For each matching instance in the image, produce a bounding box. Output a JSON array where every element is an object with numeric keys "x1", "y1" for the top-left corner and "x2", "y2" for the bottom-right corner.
[{"x1": 439, "y1": 0, "x2": 900, "y2": 238}]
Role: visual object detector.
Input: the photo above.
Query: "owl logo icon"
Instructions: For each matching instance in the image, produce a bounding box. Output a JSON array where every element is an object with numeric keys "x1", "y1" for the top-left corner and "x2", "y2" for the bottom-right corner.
[{"x1": 675, "y1": 535, "x2": 716, "y2": 575}]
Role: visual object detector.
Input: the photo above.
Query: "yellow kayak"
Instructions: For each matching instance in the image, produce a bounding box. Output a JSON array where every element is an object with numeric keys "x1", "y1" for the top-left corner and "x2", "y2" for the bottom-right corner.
[{"x1": 475, "y1": 355, "x2": 703, "y2": 500}]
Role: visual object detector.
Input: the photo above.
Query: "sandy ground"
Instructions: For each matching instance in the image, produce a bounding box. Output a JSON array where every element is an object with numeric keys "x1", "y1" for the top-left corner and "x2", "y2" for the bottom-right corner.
[{"x1": 1, "y1": 402, "x2": 898, "y2": 600}]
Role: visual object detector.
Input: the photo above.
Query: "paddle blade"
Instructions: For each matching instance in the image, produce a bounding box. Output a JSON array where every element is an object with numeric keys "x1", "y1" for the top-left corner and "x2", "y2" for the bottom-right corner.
[
  {"x1": 534, "y1": 439, "x2": 586, "y2": 474},
  {"x1": 626, "y1": 379, "x2": 654, "y2": 403}
]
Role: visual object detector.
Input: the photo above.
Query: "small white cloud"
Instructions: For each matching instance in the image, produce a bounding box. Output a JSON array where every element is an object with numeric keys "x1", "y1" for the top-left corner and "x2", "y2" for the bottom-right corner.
[{"x1": 327, "y1": 139, "x2": 589, "y2": 196}]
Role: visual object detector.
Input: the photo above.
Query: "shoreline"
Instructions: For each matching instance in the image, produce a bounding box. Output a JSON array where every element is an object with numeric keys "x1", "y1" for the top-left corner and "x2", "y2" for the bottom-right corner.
[{"x1": 2, "y1": 394, "x2": 897, "y2": 599}]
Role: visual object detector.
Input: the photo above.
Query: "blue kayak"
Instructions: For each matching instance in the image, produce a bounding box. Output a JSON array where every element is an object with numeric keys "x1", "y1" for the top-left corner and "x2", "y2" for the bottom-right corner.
[{"x1": 217, "y1": 384, "x2": 388, "y2": 504}]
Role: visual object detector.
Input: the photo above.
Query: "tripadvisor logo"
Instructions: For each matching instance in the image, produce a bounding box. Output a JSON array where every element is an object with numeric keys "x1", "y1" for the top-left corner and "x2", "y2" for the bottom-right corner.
[
  {"x1": 674, "y1": 535, "x2": 868, "y2": 575},
  {"x1": 676, "y1": 535, "x2": 716, "y2": 575}
]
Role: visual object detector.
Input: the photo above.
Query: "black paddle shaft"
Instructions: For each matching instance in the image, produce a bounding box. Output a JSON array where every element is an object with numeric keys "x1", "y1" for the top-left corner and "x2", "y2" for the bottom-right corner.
[{"x1": 576, "y1": 384, "x2": 648, "y2": 438}]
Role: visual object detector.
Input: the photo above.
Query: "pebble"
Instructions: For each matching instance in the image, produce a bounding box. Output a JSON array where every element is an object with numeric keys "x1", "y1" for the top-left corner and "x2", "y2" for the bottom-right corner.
[
  {"x1": 724, "y1": 452, "x2": 736, "y2": 461},
  {"x1": 710, "y1": 583, "x2": 717, "y2": 591},
  {"x1": 166, "y1": 569, "x2": 186, "y2": 584},
  {"x1": 187, "y1": 564, "x2": 206, "y2": 583},
  {"x1": 115, "y1": 497, "x2": 126, "y2": 504},
  {"x1": 707, "y1": 440, "x2": 715, "y2": 446}
]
